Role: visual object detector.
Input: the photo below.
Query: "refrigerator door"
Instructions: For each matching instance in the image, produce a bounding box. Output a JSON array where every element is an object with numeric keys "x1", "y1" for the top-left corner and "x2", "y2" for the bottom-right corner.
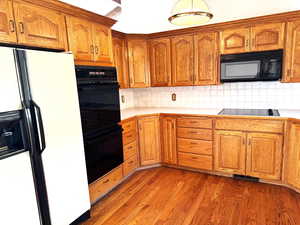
[
  {"x1": 24, "y1": 50, "x2": 90, "y2": 225},
  {"x1": 0, "y1": 47, "x2": 22, "y2": 113},
  {"x1": 0, "y1": 152, "x2": 40, "y2": 225}
]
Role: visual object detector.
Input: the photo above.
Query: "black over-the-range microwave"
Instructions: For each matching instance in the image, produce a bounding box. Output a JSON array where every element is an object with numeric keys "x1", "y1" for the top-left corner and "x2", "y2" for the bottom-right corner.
[{"x1": 220, "y1": 50, "x2": 283, "y2": 82}]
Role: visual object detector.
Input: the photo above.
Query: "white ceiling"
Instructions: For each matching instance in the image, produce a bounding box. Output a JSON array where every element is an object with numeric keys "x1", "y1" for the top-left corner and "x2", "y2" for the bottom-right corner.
[{"x1": 60, "y1": 0, "x2": 300, "y2": 34}]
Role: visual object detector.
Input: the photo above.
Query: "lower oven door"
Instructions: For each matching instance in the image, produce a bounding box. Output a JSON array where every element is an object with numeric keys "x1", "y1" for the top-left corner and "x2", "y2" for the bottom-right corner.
[{"x1": 84, "y1": 126, "x2": 123, "y2": 184}]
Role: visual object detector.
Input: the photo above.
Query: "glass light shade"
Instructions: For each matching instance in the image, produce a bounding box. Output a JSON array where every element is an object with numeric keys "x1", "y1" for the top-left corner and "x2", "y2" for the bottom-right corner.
[{"x1": 169, "y1": 0, "x2": 213, "y2": 26}]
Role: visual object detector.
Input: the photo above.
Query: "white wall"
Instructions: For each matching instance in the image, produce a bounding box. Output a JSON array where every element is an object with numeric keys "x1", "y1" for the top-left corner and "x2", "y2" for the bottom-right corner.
[{"x1": 120, "y1": 82, "x2": 300, "y2": 110}]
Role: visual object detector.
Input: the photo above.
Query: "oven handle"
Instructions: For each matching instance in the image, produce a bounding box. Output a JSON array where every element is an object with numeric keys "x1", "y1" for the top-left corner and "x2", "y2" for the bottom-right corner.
[{"x1": 32, "y1": 101, "x2": 46, "y2": 153}]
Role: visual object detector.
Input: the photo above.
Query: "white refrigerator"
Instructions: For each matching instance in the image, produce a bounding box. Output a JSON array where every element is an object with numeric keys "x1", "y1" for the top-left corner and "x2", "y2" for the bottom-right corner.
[{"x1": 0, "y1": 47, "x2": 90, "y2": 225}]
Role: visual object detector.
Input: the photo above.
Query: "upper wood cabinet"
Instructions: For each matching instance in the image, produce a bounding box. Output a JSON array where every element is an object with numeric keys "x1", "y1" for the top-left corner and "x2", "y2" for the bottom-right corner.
[
  {"x1": 138, "y1": 116, "x2": 161, "y2": 166},
  {"x1": 66, "y1": 16, "x2": 113, "y2": 66},
  {"x1": 194, "y1": 32, "x2": 218, "y2": 85},
  {"x1": 214, "y1": 130, "x2": 247, "y2": 175},
  {"x1": 161, "y1": 117, "x2": 177, "y2": 165},
  {"x1": 171, "y1": 35, "x2": 194, "y2": 86},
  {"x1": 149, "y1": 38, "x2": 172, "y2": 87},
  {"x1": 13, "y1": 0, "x2": 67, "y2": 49},
  {"x1": 220, "y1": 22, "x2": 285, "y2": 54},
  {"x1": 127, "y1": 38, "x2": 150, "y2": 88},
  {"x1": 0, "y1": 0, "x2": 17, "y2": 43},
  {"x1": 246, "y1": 133, "x2": 283, "y2": 180},
  {"x1": 284, "y1": 20, "x2": 300, "y2": 83},
  {"x1": 113, "y1": 37, "x2": 129, "y2": 88}
]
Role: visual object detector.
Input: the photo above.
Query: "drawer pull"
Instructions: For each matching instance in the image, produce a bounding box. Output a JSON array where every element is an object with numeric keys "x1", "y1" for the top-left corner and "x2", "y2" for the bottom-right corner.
[
  {"x1": 190, "y1": 142, "x2": 198, "y2": 145},
  {"x1": 103, "y1": 179, "x2": 110, "y2": 184},
  {"x1": 126, "y1": 135, "x2": 132, "y2": 138},
  {"x1": 189, "y1": 121, "x2": 198, "y2": 124},
  {"x1": 191, "y1": 156, "x2": 198, "y2": 160},
  {"x1": 127, "y1": 146, "x2": 133, "y2": 150},
  {"x1": 189, "y1": 131, "x2": 198, "y2": 134},
  {"x1": 129, "y1": 160, "x2": 134, "y2": 164}
]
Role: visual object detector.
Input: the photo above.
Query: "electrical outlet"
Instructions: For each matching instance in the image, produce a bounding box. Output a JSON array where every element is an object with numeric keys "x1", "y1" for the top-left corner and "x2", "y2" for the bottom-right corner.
[
  {"x1": 121, "y1": 95, "x2": 125, "y2": 103},
  {"x1": 171, "y1": 93, "x2": 176, "y2": 101}
]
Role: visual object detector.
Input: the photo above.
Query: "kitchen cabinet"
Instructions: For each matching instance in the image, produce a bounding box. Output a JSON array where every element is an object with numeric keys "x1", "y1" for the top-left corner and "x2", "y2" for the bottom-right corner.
[
  {"x1": 113, "y1": 37, "x2": 129, "y2": 88},
  {"x1": 138, "y1": 116, "x2": 161, "y2": 166},
  {"x1": 13, "y1": 0, "x2": 67, "y2": 49},
  {"x1": 161, "y1": 117, "x2": 177, "y2": 165},
  {"x1": 220, "y1": 22, "x2": 285, "y2": 54},
  {"x1": 66, "y1": 16, "x2": 113, "y2": 66},
  {"x1": 0, "y1": 0, "x2": 17, "y2": 43},
  {"x1": 284, "y1": 20, "x2": 300, "y2": 82},
  {"x1": 194, "y1": 32, "x2": 219, "y2": 85},
  {"x1": 127, "y1": 38, "x2": 150, "y2": 88},
  {"x1": 171, "y1": 35, "x2": 194, "y2": 86},
  {"x1": 214, "y1": 130, "x2": 247, "y2": 174},
  {"x1": 246, "y1": 133, "x2": 283, "y2": 180},
  {"x1": 149, "y1": 38, "x2": 172, "y2": 87}
]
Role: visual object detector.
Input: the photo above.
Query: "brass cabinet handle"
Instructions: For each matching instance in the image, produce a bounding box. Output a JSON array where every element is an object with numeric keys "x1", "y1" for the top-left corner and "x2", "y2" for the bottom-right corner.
[
  {"x1": 191, "y1": 156, "x2": 198, "y2": 160},
  {"x1": 189, "y1": 121, "x2": 198, "y2": 124},
  {"x1": 127, "y1": 146, "x2": 133, "y2": 150},
  {"x1": 190, "y1": 142, "x2": 198, "y2": 145},
  {"x1": 95, "y1": 46, "x2": 99, "y2": 55},
  {"x1": 19, "y1": 22, "x2": 24, "y2": 33},
  {"x1": 9, "y1": 20, "x2": 15, "y2": 32},
  {"x1": 248, "y1": 139, "x2": 251, "y2": 146},
  {"x1": 189, "y1": 131, "x2": 198, "y2": 134},
  {"x1": 242, "y1": 138, "x2": 245, "y2": 145},
  {"x1": 103, "y1": 179, "x2": 110, "y2": 184},
  {"x1": 126, "y1": 135, "x2": 132, "y2": 138},
  {"x1": 90, "y1": 45, "x2": 94, "y2": 54}
]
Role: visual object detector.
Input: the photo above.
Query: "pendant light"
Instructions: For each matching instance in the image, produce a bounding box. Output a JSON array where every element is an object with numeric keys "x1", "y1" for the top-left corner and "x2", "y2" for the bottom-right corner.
[{"x1": 168, "y1": 0, "x2": 213, "y2": 26}]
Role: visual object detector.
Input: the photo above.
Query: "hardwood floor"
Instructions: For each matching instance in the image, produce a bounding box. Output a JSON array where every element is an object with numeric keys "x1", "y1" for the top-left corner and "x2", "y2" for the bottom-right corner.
[{"x1": 83, "y1": 167, "x2": 300, "y2": 225}]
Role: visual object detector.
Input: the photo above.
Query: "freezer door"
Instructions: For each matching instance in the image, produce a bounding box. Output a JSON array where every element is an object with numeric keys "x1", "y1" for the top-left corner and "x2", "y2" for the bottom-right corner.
[
  {"x1": 0, "y1": 152, "x2": 40, "y2": 225},
  {"x1": 24, "y1": 50, "x2": 90, "y2": 225},
  {"x1": 0, "y1": 47, "x2": 22, "y2": 112}
]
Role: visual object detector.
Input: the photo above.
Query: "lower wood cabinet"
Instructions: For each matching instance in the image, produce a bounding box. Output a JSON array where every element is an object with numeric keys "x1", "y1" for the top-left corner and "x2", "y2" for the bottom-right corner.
[
  {"x1": 138, "y1": 116, "x2": 161, "y2": 166},
  {"x1": 178, "y1": 152, "x2": 213, "y2": 171},
  {"x1": 161, "y1": 117, "x2": 177, "y2": 165},
  {"x1": 123, "y1": 155, "x2": 138, "y2": 177}
]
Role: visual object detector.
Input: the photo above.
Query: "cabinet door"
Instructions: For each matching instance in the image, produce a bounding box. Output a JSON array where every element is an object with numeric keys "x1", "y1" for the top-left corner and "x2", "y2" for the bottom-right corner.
[
  {"x1": 66, "y1": 16, "x2": 94, "y2": 62},
  {"x1": 113, "y1": 37, "x2": 129, "y2": 89},
  {"x1": 194, "y1": 32, "x2": 218, "y2": 85},
  {"x1": 246, "y1": 133, "x2": 283, "y2": 180},
  {"x1": 171, "y1": 35, "x2": 194, "y2": 86},
  {"x1": 284, "y1": 20, "x2": 300, "y2": 82},
  {"x1": 214, "y1": 130, "x2": 246, "y2": 175},
  {"x1": 220, "y1": 27, "x2": 250, "y2": 54},
  {"x1": 127, "y1": 39, "x2": 150, "y2": 88},
  {"x1": 251, "y1": 22, "x2": 285, "y2": 51},
  {"x1": 149, "y1": 38, "x2": 172, "y2": 87},
  {"x1": 161, "y1": 117, "x2": 177, "y2": 165},
  {"x1": 138, "y1": 116, "x2": 161, "y2": 166},
  {"x1": 93, "y1": 23, "x2": 113, "y2": 65},
  {"x1": 0, "y1": 0, "x2": 17, "y2": 43},
  {"x1": 286, "y1": 122, "x2": 300, "y2": 189},
  {"x1": 14, "y1": 1, "x2": 66, "y2": 49}
]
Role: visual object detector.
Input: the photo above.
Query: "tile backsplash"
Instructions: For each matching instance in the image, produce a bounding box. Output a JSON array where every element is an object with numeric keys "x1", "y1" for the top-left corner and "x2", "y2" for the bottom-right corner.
[{"x1": 119, "y1": 82, "x2": 300, "y2": 110}]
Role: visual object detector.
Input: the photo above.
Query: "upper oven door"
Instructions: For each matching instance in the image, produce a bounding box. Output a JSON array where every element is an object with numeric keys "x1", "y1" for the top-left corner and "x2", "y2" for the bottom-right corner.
[{"x1": 77, "y1": 83, "x2": 121, "y2": 136}]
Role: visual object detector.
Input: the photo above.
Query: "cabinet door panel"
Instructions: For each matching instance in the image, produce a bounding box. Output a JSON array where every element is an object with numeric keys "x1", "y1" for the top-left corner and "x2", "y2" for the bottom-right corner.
[
  {"x1": 93, "y1": 23, "x2": 113, "y2": 65},
  {"x1": 171, "y1": 35, "x2": 194, "y2": 86},
  {"x1": 149, "y1": 38, "x2": 171, "y2": 86},
  {"x1": 138, "y1": 116, "x2": 161, "y2": 166},
  {"x1": 14, "y1": 1, "x2": 66, "y2": 49},
  {"x1": 113, "y1": 37, "x2": 129, "y2": 88},
  {"x1": 251, "y1": 22, "x2": 285, "y2": 51},
  {"x1": 220, "y1": 27, "x2": 250, "y2": 54},
  {"x1": 66, "y1": 16, "x2": 93, "y2": 62},
  {"x1": 127, "y1": 39, "x2": 149, "y2": 88},
  {"x1": 284, "y1": 20, "x2": 300, "y2": 82},
  {"x1": 214, "y1": 130, "x2": 246, "y2": 175},
  {"x1": 246, "y1": 133, "x2": 282, "y2": 180},
  {"x1": 194, "y1": 32, "x2": 218, "y2": 85},
  {"x1": 161, "y1": 117, "x2": 177, "y2": 165},
  {"x1": 0, "y1": 0, "x2": 17, "y2": 43}
]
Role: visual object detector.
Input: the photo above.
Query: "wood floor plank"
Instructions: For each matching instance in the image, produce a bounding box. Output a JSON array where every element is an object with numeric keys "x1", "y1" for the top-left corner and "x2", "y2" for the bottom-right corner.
[{"x1": 82, "y1": 167, "x2": 300, "y2": 225}]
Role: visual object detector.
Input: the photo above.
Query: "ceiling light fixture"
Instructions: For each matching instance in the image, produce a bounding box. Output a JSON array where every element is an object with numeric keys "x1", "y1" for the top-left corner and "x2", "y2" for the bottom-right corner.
[{"x1": 168, "y1": 0, "x2": 213, "y2": 26}]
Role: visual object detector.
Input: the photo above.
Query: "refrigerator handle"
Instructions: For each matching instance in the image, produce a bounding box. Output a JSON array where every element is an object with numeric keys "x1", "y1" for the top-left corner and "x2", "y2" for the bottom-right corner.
[{"x1": 32, "y1": 101, "x2": 46, "y2": 153}]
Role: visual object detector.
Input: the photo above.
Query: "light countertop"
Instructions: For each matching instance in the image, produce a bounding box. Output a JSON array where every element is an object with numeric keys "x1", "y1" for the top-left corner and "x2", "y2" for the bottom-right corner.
[{"x1": 121, "y1": 107, "x2": 300, "y2": 120}]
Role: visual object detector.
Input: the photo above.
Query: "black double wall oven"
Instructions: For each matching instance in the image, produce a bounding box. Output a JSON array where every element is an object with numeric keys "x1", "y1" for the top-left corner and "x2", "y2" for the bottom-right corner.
[{"x1": 76, "y1": 66, "x2": 123, "y2": 184}]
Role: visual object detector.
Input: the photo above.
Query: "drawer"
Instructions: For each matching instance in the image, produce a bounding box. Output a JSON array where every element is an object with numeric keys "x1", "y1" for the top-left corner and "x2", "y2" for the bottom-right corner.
[
  {"x1": 122, "y1": 130, "x2": 136, "y2": 145},
  {"x1": 177, "y1": 117, "x2": 213, "y2": 129},
  {"x1": 215, "y1": 118, "x2": 284, "y2": 133},
  {"x1": 177, "y1": 138, "x2": 213, "y2": 155},
  {"x1": 89, "y1": 165, "x2": 123, "y2": 203},
  {"x1": 177, "y1": 127, "x2": 213, "y2": 140},
  {"x1": 122, "y1": 120, "x2": 137, "y2": 133},
  {"x1": 178, "y1": 152, "x2": 213, "y2": 171},
  {"x1": 123, "y1": 141, "x2": 137, "y2": 160},
  {"x1": 123, "y1": 155, "x2": 138, "y2": 177}
]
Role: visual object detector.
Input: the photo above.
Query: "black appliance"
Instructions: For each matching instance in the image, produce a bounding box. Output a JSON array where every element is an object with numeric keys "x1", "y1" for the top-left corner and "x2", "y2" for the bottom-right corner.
[
  {"x1": 221, "y1": 50, "x2": 283, "y2": 82},
  {"x1": 218, "y1": 108, "x2": 280, "y2": 117},
  {"x1": 76, "y1": 66, "x2": 123, "y2": 184}
]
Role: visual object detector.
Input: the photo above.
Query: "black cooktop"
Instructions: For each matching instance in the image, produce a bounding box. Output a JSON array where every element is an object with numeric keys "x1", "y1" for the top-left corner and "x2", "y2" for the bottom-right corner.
[{"x1": 218, "y1": 109, "x2": 280, "y2": 117}]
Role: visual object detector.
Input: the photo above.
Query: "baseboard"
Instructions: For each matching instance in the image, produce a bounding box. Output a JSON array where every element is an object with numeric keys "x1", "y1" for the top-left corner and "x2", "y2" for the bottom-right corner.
[{"x1": 70, "y1": 210, "x2": 90, "y2": 225}]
